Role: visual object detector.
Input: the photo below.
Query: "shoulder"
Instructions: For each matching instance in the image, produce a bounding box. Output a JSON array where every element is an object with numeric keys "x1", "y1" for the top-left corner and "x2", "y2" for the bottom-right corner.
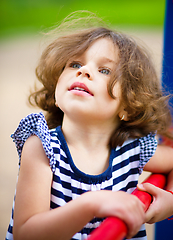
[
  {"x1": 12, "y1": 112, "x2": 56, "y2": 172},
  {"x1": 21, "y1": 135, "x2": 52, "y2": 172},
  {"x1": 137, "y1": 133, "x2": 157, "y2": 173},
  {"x1": 138, "y1": 133, "x2": 157, "y2": 156},
  {"x1": 22, "y1": 134, "x2": 46, "y2": 158}
]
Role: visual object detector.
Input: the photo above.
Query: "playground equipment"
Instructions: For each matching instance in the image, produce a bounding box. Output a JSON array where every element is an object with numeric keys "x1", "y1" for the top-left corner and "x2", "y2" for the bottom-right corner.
[
  {"x1": 87, "y1": 174, "x2": 166, "y2": 240},
  {"x1": 162, "y1": 0, "x2": 173, "y2": 94},
  {"x1": 155, "y1": 0, "x2": 173, "y2": 239}
]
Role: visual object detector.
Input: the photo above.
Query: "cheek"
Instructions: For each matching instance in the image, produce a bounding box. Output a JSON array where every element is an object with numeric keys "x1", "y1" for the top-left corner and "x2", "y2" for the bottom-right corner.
[
  {"x1": 112, "y1": 83, "x2": 122, "y2": 99},
  {"x1": 55, "y1": 82, "x2": 61, "y2": 106},
  {"x1": 54, "y1": 72, "x2": 68, "y2": 108}
]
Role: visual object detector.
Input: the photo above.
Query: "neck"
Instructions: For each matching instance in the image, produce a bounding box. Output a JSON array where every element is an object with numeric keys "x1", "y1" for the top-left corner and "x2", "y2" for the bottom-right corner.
[
  {"x1": 61, "y1": 115, "x2": 117, "y2": 175},
  {"x1": 62, "y1": 115, "x2": 116, "y2": 151}
]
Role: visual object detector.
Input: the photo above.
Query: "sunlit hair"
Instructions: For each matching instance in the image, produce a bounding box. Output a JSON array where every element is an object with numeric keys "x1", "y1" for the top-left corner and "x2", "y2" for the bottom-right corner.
[{"x1": 29, "y1": 11, "x2": 173, "y2": 147}]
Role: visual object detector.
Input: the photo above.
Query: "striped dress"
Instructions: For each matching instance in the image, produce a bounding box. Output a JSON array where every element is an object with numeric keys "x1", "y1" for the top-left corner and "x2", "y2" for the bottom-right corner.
[{"x1": 6, "y1": 112, "x2": 157, "y2": 240}]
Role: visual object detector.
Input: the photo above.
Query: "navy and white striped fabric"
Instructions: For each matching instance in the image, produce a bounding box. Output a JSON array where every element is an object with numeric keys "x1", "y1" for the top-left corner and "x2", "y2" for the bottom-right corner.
[{"x1": 6, "y1": 112, "x2": 157, "y2": 240}]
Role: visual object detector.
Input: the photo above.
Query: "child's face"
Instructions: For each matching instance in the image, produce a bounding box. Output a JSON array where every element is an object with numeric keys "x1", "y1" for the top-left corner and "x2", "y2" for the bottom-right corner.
[{"x1": 55, "y1": 38, "x2": 124, "y2": 127}]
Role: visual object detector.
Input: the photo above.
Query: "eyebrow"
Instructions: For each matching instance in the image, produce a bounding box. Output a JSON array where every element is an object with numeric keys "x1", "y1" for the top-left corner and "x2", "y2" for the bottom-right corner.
[
  {"x1": 68, "y1": 56, "x2": 116, "y2": 65},
  {"x1": 100, "y1": 57, "x2": 115, "y2": 64}
]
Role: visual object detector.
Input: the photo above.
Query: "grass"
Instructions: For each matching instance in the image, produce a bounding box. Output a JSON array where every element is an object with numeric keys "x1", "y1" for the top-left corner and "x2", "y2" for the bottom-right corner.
[{"x1": 0, "y1": 0, "x2": 165, "y2": 38}]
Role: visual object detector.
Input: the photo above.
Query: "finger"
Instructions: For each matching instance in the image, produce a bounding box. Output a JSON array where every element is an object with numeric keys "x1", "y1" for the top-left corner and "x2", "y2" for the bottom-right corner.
[
  {"x1": 145, "y1": 204, "x2": 156, "y2": 223},
  {"x1": 137, "y1": 183, "x2": 159, "y2": 197},
  {"x1": 137, "y1": 183, "x2": 160, "y2": 223}
]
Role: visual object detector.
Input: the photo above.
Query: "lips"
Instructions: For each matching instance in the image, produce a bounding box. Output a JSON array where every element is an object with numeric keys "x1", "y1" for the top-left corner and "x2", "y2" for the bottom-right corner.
[{"x1": 69, "y1": 82, "x2": 93, "y2": 96}]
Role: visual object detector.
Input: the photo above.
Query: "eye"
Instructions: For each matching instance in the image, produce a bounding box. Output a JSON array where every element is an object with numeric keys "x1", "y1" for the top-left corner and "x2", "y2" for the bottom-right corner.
[
  {"x1": 70, "y1": 62, "x2": 82, "y2": 69},
  {"x1": 99, "y1": 68, "x2": 111, "y2": 75}
]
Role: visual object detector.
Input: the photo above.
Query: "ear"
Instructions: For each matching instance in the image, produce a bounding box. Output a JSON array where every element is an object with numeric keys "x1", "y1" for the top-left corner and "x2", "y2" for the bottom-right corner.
[{"x1": 119, "y1": 110, "x2": 129, "y2": 121}]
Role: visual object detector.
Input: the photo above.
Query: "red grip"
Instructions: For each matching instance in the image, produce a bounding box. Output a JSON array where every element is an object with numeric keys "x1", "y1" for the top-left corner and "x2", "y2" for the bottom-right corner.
[{"x1": 87, "y1": 174, "x2": 166, "y2": 240}]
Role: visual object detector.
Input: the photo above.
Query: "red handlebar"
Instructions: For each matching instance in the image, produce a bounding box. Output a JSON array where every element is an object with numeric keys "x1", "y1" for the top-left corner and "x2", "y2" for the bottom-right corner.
[{"x1": 87, "y1": 174, "x2": 166, "y2": 240}]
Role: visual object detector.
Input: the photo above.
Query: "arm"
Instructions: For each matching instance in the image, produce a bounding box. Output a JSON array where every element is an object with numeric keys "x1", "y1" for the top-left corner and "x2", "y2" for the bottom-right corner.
[
  {"x1": 138, "y1": 144, "x2": 173, "y2": 223},
  {"x1": 13, "y1": 135, "x2": 145, "y2": 240},
  {"x1": 144, "y1": 144, "x2": 173, "y2": 174},
  {"x1": 144, "y1": 144, "x2": 173, "y2": 191},
  {"x1": 13, "y1": 135, "x2": 95, "y2": 240}
]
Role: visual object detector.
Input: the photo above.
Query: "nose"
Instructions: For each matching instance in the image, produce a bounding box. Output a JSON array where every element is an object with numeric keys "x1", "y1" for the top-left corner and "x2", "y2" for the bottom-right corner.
[{"x1": 76, "y1": 66, "x2": 93, "y2": 80}]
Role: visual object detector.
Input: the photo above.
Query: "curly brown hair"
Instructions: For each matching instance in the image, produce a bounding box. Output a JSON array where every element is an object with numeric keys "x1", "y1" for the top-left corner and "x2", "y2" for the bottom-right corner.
[{"x1": 29, "y1": 14, "x2": 173, "y2": 148}]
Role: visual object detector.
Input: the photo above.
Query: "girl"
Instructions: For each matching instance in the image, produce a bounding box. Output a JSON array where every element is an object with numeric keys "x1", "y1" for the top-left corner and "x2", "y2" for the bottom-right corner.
[{"x1": 6, "y1": 14, "x2": 173, "y2": 240}]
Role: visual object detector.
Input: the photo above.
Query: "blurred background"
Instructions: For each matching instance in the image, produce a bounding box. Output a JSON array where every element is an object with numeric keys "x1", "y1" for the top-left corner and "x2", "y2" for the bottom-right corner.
[
  {"x1": 0, "y1": 0, "x2": 165, "y2": 239},
  {"x1": 0, "y1": 0, "x2": 165, "y2": 38}
]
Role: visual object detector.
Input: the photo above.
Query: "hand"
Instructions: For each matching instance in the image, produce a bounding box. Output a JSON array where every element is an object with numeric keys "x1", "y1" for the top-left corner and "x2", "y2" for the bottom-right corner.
[
  {"x1": 137, "y1": 183, "x2": 173, "y2": 223},
  {"x1": 87, "y1": 190, "x2": 145, "y2": 239}
]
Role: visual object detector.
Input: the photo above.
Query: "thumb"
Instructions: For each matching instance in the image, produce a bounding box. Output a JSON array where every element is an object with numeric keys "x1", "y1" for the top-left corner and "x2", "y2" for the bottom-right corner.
[{"x1": 137, "y1": 183, "x2": 158, "y2": 197}]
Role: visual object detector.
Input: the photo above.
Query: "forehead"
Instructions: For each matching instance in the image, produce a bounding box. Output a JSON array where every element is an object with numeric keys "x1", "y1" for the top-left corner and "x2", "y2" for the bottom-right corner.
[{"x1": 76, "y1": 38, "x2": 119, "y2": 64}]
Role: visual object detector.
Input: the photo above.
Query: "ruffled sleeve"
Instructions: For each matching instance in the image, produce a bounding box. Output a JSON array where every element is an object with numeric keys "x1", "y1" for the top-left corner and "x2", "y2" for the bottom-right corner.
[
  {"x1": 138, "y1": 133, "x2": 158, "y2": 174},
  {"x1": 11, "y1": 112, "x2": 56, "y2": 172}
]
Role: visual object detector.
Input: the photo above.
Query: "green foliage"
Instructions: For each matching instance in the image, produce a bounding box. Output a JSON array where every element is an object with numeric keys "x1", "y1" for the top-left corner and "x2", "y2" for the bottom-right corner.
[{"x1": 0, "y1": 0, "x2": 165, "y2": 37}]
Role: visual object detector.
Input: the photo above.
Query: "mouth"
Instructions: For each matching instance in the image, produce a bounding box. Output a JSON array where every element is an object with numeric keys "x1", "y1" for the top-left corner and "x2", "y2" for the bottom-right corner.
[{"x1": 69, "y1": 82, "x2": 93, "y2": 96}]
